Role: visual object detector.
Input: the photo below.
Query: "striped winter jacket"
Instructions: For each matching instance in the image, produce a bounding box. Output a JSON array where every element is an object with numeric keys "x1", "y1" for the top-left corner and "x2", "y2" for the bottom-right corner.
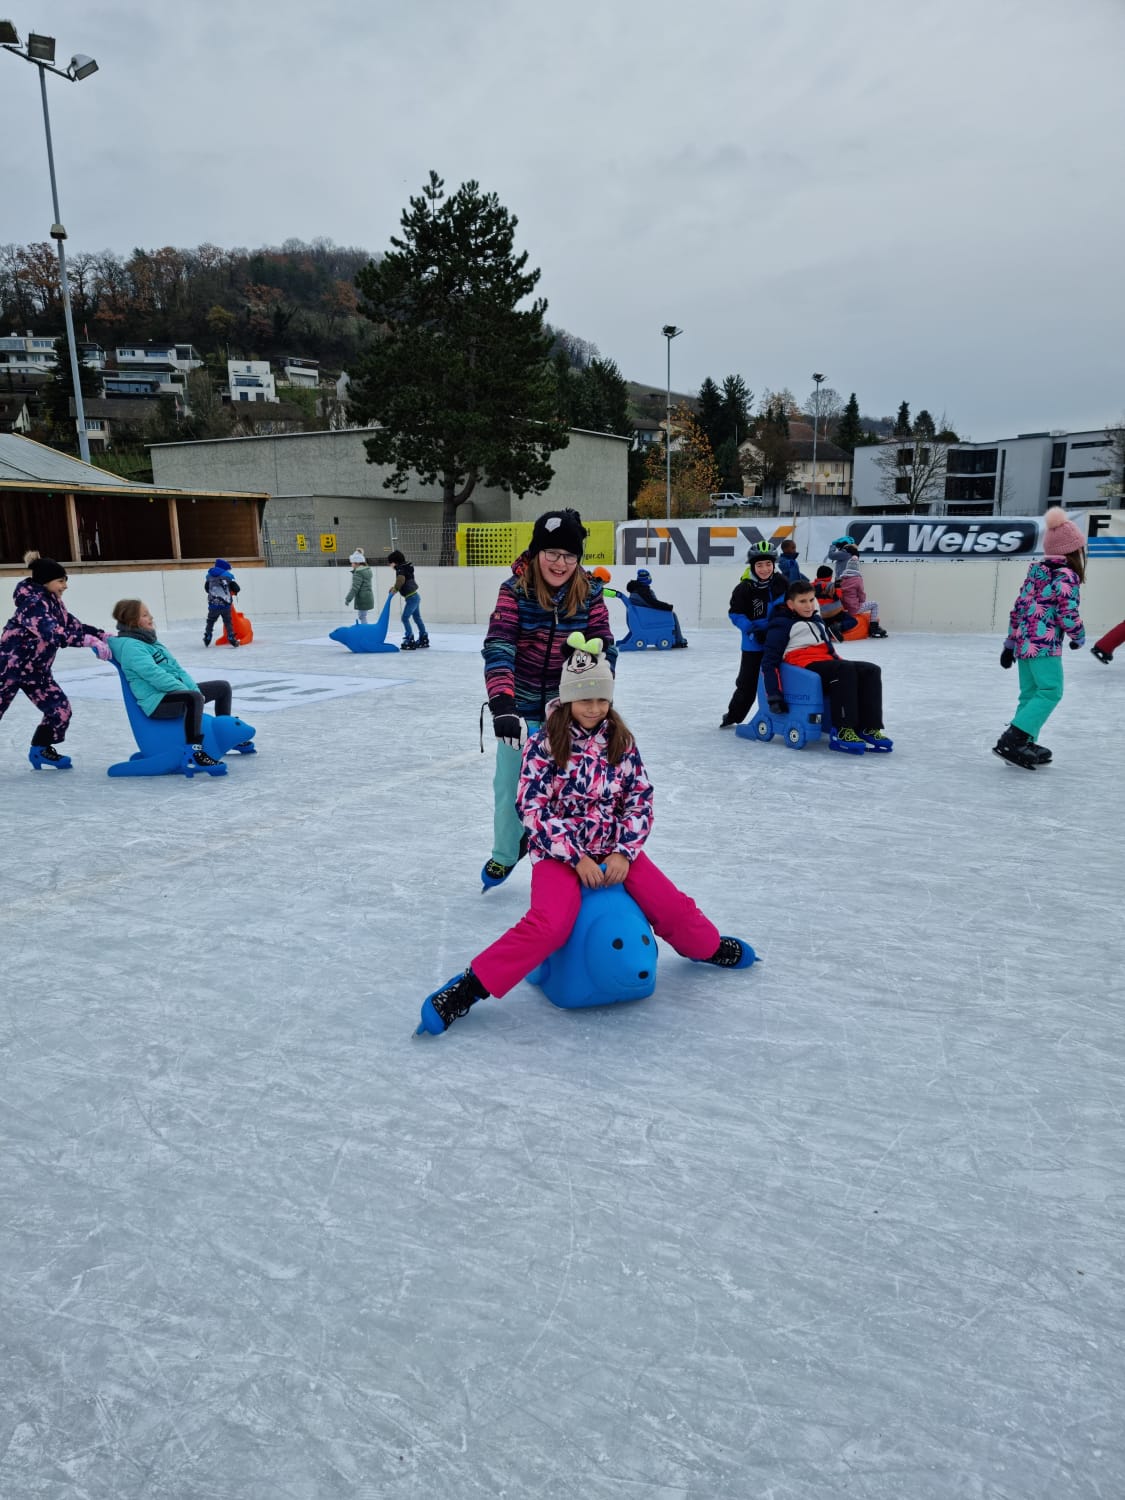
[
  {"x1": 516, "y1": 711, "x2": 653, "y2": 866},
  {"x1": 482, "y1": 556, "x2": 617, "y2": 721},
  {"x1": 1004, "y1": 559, "x2": 1085, "y2": 659}
]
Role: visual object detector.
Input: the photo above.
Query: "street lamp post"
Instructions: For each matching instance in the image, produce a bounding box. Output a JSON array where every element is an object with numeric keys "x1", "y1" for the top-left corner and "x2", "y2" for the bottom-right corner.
[
  {"x1": 2, "y1": 23, "x2": 99, "y2": 464},
  {"x1": 810, "y1": 372, "x2": 825, "y2": 517},
  {"x1": 661, "y1": 324, "x2": 682, "y2": 520}
]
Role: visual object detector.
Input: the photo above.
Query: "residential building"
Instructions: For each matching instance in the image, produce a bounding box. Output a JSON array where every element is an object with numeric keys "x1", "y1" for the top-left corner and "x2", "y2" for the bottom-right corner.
[
  {"x1": 852, "y1": 428, "x2": 1121, "y2": 514},
  {"x1": 738, "y1": 437, "x2": 853, "y2": 503},
  {"x1": 278, "y1": 357, "x2": 319, "y2": 389},
  {"x1": 101, "y1": 364, "x2": 186, "y2": 407},
  {"x1": 70, "y1": 396, "x2": 163, "y2": 452},
  {"x1": 227, "y1": 360, "x2": 277, "y2": 404},
  {"x1": 0, "y1": 332, "x2": 58, "y2": 376},
  {"x1": 113, "y1": 341, "x2": 203, "y2": 373},
  {"x1": 0, "y1": 396, "x2": 32, "y2": 434}
]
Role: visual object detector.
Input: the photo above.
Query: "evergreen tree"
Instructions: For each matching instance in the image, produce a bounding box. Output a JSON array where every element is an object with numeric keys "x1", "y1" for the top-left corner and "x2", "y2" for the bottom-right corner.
[
  {"x1": 914, "y1": 409, "x2": 936, "y2": 439},
  {"x1": 719, "y1": 374, "x2": 752, "y2": 449},
  {"x1": 834, "y1": 392, "x2": 864, "y2": 455},
  {"x1": 349, "y1": 171, "x2": 568, "y2": 562},
  {"x1": 893, "y1": 401, "x2": 912, "y2": 437},
  {"x1": 696, "y1": 377, "x2": 724, "y2": 451}
]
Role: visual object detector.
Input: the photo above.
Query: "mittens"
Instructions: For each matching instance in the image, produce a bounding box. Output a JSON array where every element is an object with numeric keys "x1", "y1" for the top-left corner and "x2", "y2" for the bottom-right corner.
[{"x1": 1000, "y1": 647, "x2": 1014, "y2": 669}]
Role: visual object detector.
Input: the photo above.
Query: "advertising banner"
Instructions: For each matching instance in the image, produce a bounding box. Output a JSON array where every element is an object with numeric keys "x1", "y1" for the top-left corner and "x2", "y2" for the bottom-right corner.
[{"x1": 616, "y1": 513, "x2": 1124, "y2": 566}]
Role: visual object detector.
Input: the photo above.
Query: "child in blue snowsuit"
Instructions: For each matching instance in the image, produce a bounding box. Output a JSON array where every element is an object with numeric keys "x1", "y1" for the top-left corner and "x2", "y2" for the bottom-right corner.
[
  {"x1": 0, "y1": 552, "x2": 110, "y2": 769},
  {"x1": 203, "y1": 559, "x2": 240, "y2": 648}
]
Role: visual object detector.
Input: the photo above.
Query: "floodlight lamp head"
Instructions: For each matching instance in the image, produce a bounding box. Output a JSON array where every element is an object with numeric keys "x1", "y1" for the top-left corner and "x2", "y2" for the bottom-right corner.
[
  {"x1": 26, "y1": 31, "x2": 55, "y2": 62},
  {"x1": 0, "y1": 20, "x2": 21, "y2": 45},
  {"x1": 69, "y1": 53, "x2": 98, "y2": 80},
  {"x1": 812, "y1": 372, "x2": 825, "y2": 384},
  {"x1": 661, "y1": 324, "x2": 682, "y2": 340}
]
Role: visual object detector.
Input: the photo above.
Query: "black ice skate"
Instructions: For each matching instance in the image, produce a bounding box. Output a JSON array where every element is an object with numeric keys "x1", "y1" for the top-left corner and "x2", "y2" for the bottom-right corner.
[{"x1": 992, "y1": 725, "x2": 1039, "y2": 770}]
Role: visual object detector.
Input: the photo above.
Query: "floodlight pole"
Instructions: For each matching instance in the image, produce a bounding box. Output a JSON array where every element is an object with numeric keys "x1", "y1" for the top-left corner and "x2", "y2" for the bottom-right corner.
[
  {"x1": 810, "y1": 372, "x2": 825, "y2": 518},
  {"x1": 662, "y1": 325, "x2": 682, "y2": 520},
  {"x1": 3, "y1": 29, "x2": 97, "y2": 463},
  {"x1": 38, "y1": 63, "x2": 90, "y2": 462}
]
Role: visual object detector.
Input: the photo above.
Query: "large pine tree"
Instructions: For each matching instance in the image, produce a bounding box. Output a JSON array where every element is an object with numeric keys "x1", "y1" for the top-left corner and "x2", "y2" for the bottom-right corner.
[{"x1": 349, "y1": 172, "x2": 569, "y2": 562}]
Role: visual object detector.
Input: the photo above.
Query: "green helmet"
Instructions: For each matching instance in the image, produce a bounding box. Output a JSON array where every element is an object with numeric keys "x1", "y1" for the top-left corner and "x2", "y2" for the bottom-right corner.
[{"x1": 747, "y1": 541, "x2": 778, "y2": 565}]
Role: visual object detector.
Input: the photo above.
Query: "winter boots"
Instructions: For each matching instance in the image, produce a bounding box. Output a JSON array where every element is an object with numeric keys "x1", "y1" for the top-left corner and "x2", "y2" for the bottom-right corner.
[
  {"x1": 402, "y1": 635, "x2": 430, "y2": 651},
  {"x1": 416, "y1": 967, "x2": 490, "y2": 1035},
  {"x1": 28, "y1": 743, "x2": 72, "y2": 770},
  {"x1": 417, "y1": 635, "x2": 430, "y2": 649},
  {"x1": 868, "y1": 623, "x2": 889, "y2": 638},
  {"x1": 993, "y1": 725, "x2": 1039, "y2": 770},
  {"x1": 696, "y1": 936, "x2": 757, "y2": 969}
]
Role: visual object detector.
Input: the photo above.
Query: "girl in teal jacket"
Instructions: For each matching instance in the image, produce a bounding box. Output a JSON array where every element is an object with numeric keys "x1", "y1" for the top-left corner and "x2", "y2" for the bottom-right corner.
[{"x1": 110, "y1": 599, "x2": 244, "y2": 768}]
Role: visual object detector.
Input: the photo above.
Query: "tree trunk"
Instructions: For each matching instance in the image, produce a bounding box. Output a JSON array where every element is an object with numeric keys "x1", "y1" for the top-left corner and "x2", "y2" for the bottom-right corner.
[{"x1": 439, "y1": 473, "x2": 478, "y2": 566}]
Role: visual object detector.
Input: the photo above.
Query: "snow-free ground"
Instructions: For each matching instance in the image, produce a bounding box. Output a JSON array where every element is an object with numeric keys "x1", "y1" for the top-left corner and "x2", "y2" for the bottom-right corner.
[{"x1": 2, "y1": 619, "x2": 1123, "y2": 1500}]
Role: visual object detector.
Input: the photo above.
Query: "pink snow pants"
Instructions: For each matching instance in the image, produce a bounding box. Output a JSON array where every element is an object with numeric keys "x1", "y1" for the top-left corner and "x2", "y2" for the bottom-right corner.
[{"x1": 472, "y1": 851, "x2": 721, "y2": 999}]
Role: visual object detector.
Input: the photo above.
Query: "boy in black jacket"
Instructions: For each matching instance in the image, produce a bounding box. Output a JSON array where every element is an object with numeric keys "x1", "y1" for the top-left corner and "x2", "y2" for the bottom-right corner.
[
  {"x1": 720, "y1": 544, "x2": 788, "y2": 728},
  {"x1": 387, "y1": 550, "x2": 429, "y2": 650}
]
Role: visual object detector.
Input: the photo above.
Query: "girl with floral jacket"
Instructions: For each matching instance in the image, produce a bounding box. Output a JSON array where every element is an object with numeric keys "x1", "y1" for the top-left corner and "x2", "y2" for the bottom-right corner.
[
  {"x1": 417, "y1": 634, "x2": 754, "y2": 1035},
  {"x1": 0, "y1": 552, "x2": 110, "y2": 770},
  {"x1": 479, "y1": 509, "x2": 616, "y2": 889},
  {"x1": 994, "y1": 507, "x2": 1086, "y2": 770}
]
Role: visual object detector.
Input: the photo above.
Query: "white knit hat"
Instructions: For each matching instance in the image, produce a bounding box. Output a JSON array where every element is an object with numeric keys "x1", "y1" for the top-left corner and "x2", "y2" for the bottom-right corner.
[
  {"x1": 349, "y1": 549, "x2": 366, "y2": 565},
  {"x1": 559, "y1": 632, "x2": 614, "y2": 703}
]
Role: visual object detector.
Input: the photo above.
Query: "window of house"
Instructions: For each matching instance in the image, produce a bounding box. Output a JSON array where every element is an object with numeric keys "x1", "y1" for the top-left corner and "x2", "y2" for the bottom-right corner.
[
  {"x1": 896, "y1": 448, "x2": 913, "y2": 466},
  {"x1": 1067, "y1": 469, "x2": 1111, "y2": 479},
  {"x1": 1051, "y1": 442, "x2": 1067, "y2": 468},
  {"x1": 240, "y1": 391, "x2": 249, "y2": 401},
  {"x1": 1047, "y1": 471, "x2": 1064, "y2": 497},
  {"x1": 1071, "y1": 439, "x2": 1108, "y2": 450},
  {"x1": 895, "y1": 476, "x2": 911, "y2": 493}
]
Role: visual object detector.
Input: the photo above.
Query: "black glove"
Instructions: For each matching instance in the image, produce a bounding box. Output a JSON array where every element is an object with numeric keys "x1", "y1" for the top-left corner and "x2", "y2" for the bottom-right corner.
[
  {"x1": 1069, "y1": 639, "x2": 1082, "y2": 651},
  {"x1": 767, "y1": 696, "x2": 788, "y2": 715},
  {"x1": 489, "y1": 695, "x2": 527, "y2": 749},
  {"x1": 1000, "y1": 648, "x2": 1014, "y2": 669}
]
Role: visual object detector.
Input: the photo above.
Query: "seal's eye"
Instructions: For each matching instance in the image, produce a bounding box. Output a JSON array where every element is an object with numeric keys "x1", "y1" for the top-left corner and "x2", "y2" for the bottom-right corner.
[{"x1": 612, "y1": 938, "x2": 623, "y2": 950}]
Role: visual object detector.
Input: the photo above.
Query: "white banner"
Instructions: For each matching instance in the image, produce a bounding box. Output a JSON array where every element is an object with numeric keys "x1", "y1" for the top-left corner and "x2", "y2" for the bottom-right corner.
[{"x1": 616, "y1": 513, "x2": 1124, "y2": 566}]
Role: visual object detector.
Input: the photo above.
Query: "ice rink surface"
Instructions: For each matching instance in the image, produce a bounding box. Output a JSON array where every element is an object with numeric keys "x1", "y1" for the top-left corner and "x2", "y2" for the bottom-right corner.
[{"x1": 2, "y1": 615, "x2": 1123, "y2": 1500}]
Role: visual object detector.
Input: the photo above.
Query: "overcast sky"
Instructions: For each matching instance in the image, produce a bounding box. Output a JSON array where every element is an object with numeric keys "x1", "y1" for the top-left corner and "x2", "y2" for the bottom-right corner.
[{"x1": 4, "y1": 0, "x2": 1123, "y2": 436}]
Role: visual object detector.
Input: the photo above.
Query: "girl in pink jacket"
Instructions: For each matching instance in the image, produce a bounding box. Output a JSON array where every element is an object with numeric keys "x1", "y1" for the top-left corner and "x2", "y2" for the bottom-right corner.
[
  {"x1": 417, "y1": 633, "x2": 754, "y2": 1035},
  {"x1": 0, "y1": 552, "x2": 110, "y2": 770}
]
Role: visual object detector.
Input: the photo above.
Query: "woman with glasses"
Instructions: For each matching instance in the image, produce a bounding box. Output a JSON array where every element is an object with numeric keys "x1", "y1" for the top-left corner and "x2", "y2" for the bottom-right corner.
[{"x1": 480, "y1": 509, "x2": 616, "y2": 889}]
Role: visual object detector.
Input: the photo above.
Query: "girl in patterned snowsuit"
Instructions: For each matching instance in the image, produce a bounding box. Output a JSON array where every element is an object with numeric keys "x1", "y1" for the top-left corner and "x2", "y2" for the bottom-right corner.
[
  {"x1": 0, "y1": 553, "x2": 110, "y2": 770},
  {"x1": 417, "y1": 633, "x2": 754, "y2": 1035},
  {"x1": 993, "y1": 507, "x2": 1086, "y2": 769}
]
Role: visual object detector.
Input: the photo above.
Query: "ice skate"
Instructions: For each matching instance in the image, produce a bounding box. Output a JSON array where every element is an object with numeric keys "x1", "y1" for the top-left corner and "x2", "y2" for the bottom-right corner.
[
  {"x1": 860, "y1": 729, "x2": 894, "y2": 752},
  {"x1": 28, "y1": 743, "x2": 72, "y2": 770},
  {"x1": 416, "y1": 968, "x2": 489, "y2": 1035},
  {"x1": 829, "y1": 727, "x2": 866, "y2": 755},
  {"x1": 992, "y1": 725, "x2": 1038, "y2": 770},
  {"x1": 696, "y1": 936, "x2": 757, "y2": 969}
]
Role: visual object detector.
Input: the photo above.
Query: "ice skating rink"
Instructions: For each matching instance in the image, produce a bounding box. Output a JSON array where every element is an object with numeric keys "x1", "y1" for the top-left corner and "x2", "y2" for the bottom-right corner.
[{"x1": 3, "y1": 620, "x2": 1123, "y2": 1500}]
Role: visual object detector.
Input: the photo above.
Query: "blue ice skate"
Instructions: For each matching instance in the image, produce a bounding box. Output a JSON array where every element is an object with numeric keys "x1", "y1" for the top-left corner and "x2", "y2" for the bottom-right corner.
[
  {"x1": 28, "y1": 745, "x2": 72, "y2": 770},
  {"x1": 693, "y1": 936, "x2": 757, "y2": 969}
]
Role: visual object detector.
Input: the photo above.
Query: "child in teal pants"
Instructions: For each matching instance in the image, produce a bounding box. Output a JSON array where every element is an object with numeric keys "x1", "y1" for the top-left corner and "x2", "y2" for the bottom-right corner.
[{"x1": 993, "y1": 508, "x2": 1086, "y2": 770}]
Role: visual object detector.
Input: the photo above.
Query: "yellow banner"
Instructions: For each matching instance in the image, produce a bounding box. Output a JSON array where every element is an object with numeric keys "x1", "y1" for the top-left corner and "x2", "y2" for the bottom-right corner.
[{"x1": 456, "y1": 521, "x2": 615, "y2": 567}]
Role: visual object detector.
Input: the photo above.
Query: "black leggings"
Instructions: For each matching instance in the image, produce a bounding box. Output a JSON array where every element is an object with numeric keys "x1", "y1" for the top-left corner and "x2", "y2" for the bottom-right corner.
[
  {"x1": 726, "y1": 650, "x2": 763, "y2": 723},
  {"x1": 151, "y1": 680, "x2": 232, "y2": 742},
  {"x1": 803, "y1": 659, "x2": 883, "y2": 730}
]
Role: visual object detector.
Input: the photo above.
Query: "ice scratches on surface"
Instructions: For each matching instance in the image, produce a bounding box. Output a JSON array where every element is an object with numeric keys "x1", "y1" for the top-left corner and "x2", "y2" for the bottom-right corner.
[
  {"x1": 58, "y1": 662, "x2": 406, "y2": 713},
  {"x1": 1, "y1": 622, "x2": 1124, "y2": 1499}
]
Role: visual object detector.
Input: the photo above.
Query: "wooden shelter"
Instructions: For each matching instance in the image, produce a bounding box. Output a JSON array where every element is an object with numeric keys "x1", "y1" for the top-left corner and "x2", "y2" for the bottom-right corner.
[{"x1": 0, "y1": 432, "x2": 269, "y2": 573}]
